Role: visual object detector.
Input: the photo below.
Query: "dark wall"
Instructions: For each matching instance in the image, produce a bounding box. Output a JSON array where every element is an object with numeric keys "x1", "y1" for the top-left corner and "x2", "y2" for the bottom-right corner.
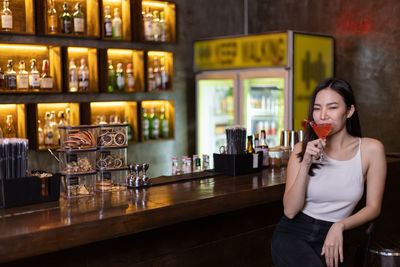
[{"x1": 247, "y1": 0, "x2": 400, "y2": 152}]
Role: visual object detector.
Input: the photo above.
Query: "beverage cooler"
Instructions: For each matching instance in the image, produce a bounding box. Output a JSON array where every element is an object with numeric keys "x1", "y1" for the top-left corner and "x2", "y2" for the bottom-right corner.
[{"x1": 194, "y1": 31, "x2": 334, "y2": 159}]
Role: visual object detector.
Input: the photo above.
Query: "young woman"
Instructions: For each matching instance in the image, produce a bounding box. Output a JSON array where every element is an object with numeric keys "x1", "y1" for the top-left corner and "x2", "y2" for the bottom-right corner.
[{"x1": 271, "y1": 78, "x2": 386, "y2": 267}]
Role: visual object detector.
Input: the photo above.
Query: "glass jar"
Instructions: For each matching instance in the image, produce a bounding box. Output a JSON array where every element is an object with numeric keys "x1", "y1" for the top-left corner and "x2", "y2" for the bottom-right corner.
[{"x1": 268, "y1": 147, "x2": 282, "y2": 169}]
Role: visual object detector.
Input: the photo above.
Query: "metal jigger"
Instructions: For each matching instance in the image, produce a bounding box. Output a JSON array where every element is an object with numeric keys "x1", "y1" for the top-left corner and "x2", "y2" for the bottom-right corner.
[
  {"x1": 134, "y1": 164, "x2": 143, "y2": 187},
  {"x1": 126, "y1": 164, "x2": 136, "y2": 189},
  {"x1": 142, "y1": 163, "x2": 150, "y2": 186}
]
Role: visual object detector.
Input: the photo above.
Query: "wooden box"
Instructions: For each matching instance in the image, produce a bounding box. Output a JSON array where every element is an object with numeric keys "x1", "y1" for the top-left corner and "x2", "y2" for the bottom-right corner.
[
  {"x1": 64, "y1": 47, "x2": 98, "y2": 93},
  {"x1": 0, "y1": 0, "x2": 35, "y2": 35},
  {"x1": 141, "y1": 100, "x2": 174, "y2": 142},
  {"x1": 0, "y1": 44, "x2": 62, "y2": 93},
  {"x1": 99, "y1": 49, "x2": 144, "y2": 92},
  {"x1": 101, "y1": 0, "x2": 132, "y2": 41},
  {"x1": 137, "y1": 0, "x2": 176, "y2": 43},
  {"x1": 0, "y1": 104, "x2": 26, "y2": 138},
  {"x1": 37, "y1": 0, "x2": 100, "y2": 38},
  {"x1": 147, "y1": 51, "x2": 173, "y2": 91}
]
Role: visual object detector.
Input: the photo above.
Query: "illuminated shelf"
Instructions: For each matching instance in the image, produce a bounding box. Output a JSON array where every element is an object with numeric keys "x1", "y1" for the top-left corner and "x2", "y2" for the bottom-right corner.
[
  {"x1": 38, "y1": 0, "x2": 100, "y2": 38},
  {"x1": 0, "y1": 44, "x2": 62, "y2": 93},
  {"x1": 141, "y1": 100, "x2": 174, "y2": 142},
  {"x1": 90, "y1": 101, "x2": 138, "y2": 143},
  {"x1": 65, "y1": 47, "x2": 98, "y2": 93},
  {"x1": 139, "y1": 0, "x2": 176, "y2": 43},
  {"x1": 101, "y1": 0, "x2": 132, "y2": 41},
  {"x1": 0, "y1": 104, "x2": 26, "y2": 138},
  {"x1": 147, "y1": 51, "x2": 173, "y2": 91},
  {"x1": 100, "y1": 49, "x2": 145, "y2": 92},
  {"x1": 0, "y1": 0, "x2": 35, "y2": 35},
  {"x1": 32, "y1": 103, "x2": 80, "y2": 150}
]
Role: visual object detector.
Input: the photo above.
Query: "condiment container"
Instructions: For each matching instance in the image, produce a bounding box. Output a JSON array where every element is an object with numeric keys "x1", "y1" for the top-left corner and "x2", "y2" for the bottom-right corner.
[
  {"x1": 268, "y1": 147, "x2": 282, "y2": 168},
  {"x1": 58, "y1": 148, "x2": 97, "y2": 175},
  {"x1": 60, "y1": 172, "x2": 96, "y2": 198},
  {"x1": 96, "y1": 168, "x2": 128, "y2": 192},
  {"x1": 59, "y1": 125, "x2": 99, "y2": 150},
  {"x1": 98, "y1": 124, "x2": 128, "y2": 148},
  {"x1": 96, "y1": 147, "x2": 127, "y2": 170}
]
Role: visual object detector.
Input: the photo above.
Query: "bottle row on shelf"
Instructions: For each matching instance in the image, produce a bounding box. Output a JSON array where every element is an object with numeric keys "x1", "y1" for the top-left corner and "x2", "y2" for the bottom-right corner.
[
  {"x1": 0, "y1": 46, "x2": 173, "y2": 93},
  {"x1": 0, "y1": 59, "x2": 52, "y2": 90},
  {"x1": 0, "y1": 0, "x2": 176, "y2": 42},
  {"x1": 0, "y1": 100, "x2": 174, "y2": 150},
  {"x1": 171, "y1": 154, "x2": 210, "y2": 175}
]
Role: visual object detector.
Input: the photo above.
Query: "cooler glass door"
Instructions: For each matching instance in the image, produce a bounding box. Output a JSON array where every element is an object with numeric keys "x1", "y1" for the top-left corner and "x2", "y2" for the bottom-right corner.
[
  {"x1": 239, "y1": 69, "x2": 289, "y2": 147},
  {"x1": 196, "y1": 73, "x2": 238, "y2": 161}
]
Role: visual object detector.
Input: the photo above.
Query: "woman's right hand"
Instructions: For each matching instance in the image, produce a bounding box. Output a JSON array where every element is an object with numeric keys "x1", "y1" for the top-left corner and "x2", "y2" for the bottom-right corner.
[{"x1": 303, "y1": 139, "x2": 326, "y2": 165}]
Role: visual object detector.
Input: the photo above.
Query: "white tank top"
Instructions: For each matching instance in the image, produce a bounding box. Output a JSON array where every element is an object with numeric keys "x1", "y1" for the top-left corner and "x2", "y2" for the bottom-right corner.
[{"x1": 302, "y1": 138, "x2": 364, "y2": 222}]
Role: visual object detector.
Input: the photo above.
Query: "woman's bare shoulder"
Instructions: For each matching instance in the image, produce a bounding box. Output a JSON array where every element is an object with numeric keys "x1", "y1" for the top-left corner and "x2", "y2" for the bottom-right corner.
[
  {"x1": 361, "y1": 137, "x2": 385, "y2": 158},
  {"x1": 361, "y1": 137, "x2": 385, "y2": 153}
]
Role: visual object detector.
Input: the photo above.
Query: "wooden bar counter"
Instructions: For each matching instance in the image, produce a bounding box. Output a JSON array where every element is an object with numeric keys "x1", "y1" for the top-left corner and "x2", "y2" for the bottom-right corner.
[{"x1": 0, "y1": 168, "x2": 286, "y2": 266}]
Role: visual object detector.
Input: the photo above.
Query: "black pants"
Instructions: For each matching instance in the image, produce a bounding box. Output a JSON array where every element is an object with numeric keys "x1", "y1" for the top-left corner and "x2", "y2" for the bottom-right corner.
[{"x1": 271, "y1": 212, "x2": 347, "y2": 267}]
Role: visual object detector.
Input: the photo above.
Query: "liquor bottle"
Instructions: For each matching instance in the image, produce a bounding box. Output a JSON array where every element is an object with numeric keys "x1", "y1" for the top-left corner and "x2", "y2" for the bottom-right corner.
[
  {"x1": 123, "y1": 116, "x2": 133, "y2": 142},
  {"x1": 58, "y1": 111, "x2": 66, "y2": 126},
  {"x1": 149, "y1": 107, "x2": 159, "y2": 139},
  {"x1": 99, "y1": 115, "x2": 107, "y2": 124},
  {"x1": 115, "y1": 63, "x2": 124, "y2": 91},
  {"x1": 114, "y1": 114, "x2": 121, "y2": 124},
  {"x1": 153, "y1": 57, "x2": 161, "y2": 90},
  {"x1": 107, "y1": 60, "x2": 115, "y2": 92},
  {"x1": 160, "y1": 106, "x2": 169, "y2": 138},
  {"x1": 72, "y1": 2, "x2": 84, "y2": 35},
  {"x1": 246, "y1": 135, "x2": 254, "y2": 154},
  {"x1": 57, "y1": 111, "x2": 66, "y2": 145},
  {"x1": 47, "y1": 0, "x2": 58, "y2": 33},
  {"x1": 40, "y1": 59, "x2": 53, "y2": 90},
  {"x1": 78, "y1": 58, "x2": 89, "y2": 91},
  {"x1": 160, "y1": 57, "x2": 168, "y2": 90},
  {"x1": 65, "y1": 107, "x2": 70, "y2": 125},
  {"x1": 112, "y1": 8, "x2": 122, "y2": 39},
  {"x1": 126, "y1": 63, "x2": 135, "y2": 91},
  {"x1": 152, "y1": 10, "x2": 160, "y2": 41},
  {"x1": 17, "y1": 60, "x2": 29, "y2": 89},
  {"x1": 44, "y1": 112, "x2": 53, "y2": 146},
  {"x1": 1, "y1": 0, "x2": 12, "y2": 32},
  {"x1": 4, "y1": 114, "x2": 16, "y2": 138},
  {"x1": 29, "y1": 59, "x2": 40, "y2": 89},
  {"x1": 5, "y1": 60, "x2": 16, "y2": 89},
  {"x1": 142, "y1": 108, "x2": 149, "y2": 141},
  {"x1": 109, "y1": 114, "x2": 114, "y2": 124},
  {"x1": 0, "y1": 126, "x2": 3, "y2": 138},
  {"x1": 37, "y1": 119, "x2": 44, "y2": 145},
  {"x1": 159, "y1": 11, "x2": 167, "y2": 42},
  {"x1": 69, "y1": 59, "x2": 78, "y2": 92},
  {"x1": 50, "y1": 110, "x2": 59, "y2": 145},
  {"x1": 0, "y1": 67, "x2": 4, "y2": 89},
  {"x1": 260, "y1": 130, "x2": 266, "y2": 147},
  {"x1": 103, "y1": 5, "x2": 112, "y2": 37},
  {"x1": 60, "y1": 2, "x2": 72, "y2": 34},
  {"x1": 148, "y1": 67, "x2": 155, "y2": 91},
  {"x1": 254, "y1": 133, "x2": 260, "y2": 148},
  {"x1": 143, "y1": 7, "x2": 153, "y2": 40},
  {"x1": 95, "y1": 115, "x2": 100, "y2": 124}
]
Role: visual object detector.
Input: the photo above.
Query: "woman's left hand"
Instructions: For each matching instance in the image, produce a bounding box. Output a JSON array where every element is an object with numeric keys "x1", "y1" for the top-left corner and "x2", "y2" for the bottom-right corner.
[{"x1": 321, "y1": 222, "x2": 345, "y2": 267}]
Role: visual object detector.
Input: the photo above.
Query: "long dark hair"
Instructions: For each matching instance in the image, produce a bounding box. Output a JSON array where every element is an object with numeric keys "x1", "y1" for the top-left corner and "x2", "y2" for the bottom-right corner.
[{"x1": 298, "y1": 78, "x2": 362, "y2": 175}]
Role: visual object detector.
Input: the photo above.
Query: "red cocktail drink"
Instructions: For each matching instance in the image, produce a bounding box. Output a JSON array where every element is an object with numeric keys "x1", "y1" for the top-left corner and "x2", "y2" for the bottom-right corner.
[
  {"x1": 311, "y1": 123, "x2": 332, "y2": 140},
  {"x1": 308, "y1": 121, "x2": 332, "y2": 163}
]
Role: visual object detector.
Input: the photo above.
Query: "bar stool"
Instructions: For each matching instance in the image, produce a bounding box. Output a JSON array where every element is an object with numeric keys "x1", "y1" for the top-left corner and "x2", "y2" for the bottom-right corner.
[{"x1": 367, "y1": 237, "x2": 400, "y2": 267}]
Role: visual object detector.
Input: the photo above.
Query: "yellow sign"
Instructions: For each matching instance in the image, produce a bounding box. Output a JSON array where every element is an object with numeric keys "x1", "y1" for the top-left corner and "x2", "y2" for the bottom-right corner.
[
  {"x1": 293, "y1": 34, "x2": 334, "y2": 130},
  {"x1": 194, "y1": 33, "x2": 288, "y2": 70}
]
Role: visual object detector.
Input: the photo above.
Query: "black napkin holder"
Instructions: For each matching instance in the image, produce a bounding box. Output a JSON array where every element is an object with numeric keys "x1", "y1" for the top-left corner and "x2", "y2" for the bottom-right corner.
[
  {"x1": 213, "y1": 152, "x2": 263, "y2": 176},
  {"x1": 0, "y1": 173, "x2": 60, "y2": 209}
]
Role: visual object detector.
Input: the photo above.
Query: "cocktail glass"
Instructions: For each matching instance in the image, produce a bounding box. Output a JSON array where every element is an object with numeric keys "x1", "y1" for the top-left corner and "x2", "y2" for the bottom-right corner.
[{"x1": 309, "y1": 121, "x2": 333, "y2": 163}]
